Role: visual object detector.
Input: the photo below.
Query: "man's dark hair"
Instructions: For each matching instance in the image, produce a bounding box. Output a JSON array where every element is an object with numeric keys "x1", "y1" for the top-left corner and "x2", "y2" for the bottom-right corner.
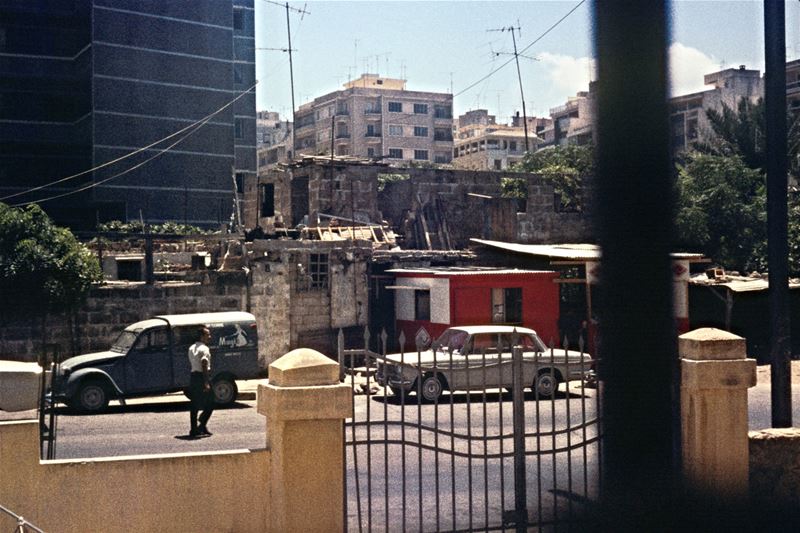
[{"x1": 198, "y1": 326, "x2": 210, "y2": 341}]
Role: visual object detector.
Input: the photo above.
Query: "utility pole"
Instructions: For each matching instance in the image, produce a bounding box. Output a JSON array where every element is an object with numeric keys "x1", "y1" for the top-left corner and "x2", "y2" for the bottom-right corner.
[
  {"x1": 764, "y1": 1, "x2": 791, "y2": 427},
  {"x1": 488, "y1": 24, "x2": 530, "y2": 152}
]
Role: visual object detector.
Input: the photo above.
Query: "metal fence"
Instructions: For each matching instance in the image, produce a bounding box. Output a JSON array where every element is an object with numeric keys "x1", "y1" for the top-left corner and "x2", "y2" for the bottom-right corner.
[
  {"x1": 0, "y1": 503, "x2": 46, "y2": 533},
  {"x1": 340, "y1": 329, "x2": 601, "y2": 532}
]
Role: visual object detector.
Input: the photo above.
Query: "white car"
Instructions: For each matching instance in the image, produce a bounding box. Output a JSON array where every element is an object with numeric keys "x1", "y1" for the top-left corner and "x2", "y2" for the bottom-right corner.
[{"x1": 376, "y1": 325, "x2": 591, "y2": 402}]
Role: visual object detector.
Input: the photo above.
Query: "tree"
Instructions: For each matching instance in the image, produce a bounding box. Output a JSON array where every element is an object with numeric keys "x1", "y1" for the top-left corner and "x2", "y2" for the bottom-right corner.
[
  {"x1": 0, "y1": 203, "x2": 102, "y2": 332},
  {"x1": 675, "y1": 153, "x2": 766, "y2": 273},
  {"x1": 511, "y1": 143, "x2": 594, "y2": 211}
]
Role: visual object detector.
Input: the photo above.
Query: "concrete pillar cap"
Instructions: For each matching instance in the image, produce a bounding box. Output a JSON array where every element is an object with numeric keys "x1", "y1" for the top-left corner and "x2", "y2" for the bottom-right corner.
[
  {"x1": 269, "y1": 348, "x2": 340, "y2": 386},
  {"x1": 678, "y1": 327, "x2": 746, "y2": 360}
]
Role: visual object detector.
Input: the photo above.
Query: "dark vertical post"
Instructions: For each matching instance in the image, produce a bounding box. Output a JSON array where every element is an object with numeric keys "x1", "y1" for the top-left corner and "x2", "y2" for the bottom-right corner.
[
  {"x1": 593, "y1": 0, "x2": 679, "y2": 527},
  {"x1": 511, "y1": 345, "x2": 527, "y2": 531},
  {"x1": 144, "y1": 234, "x2": 154, "y2": 284},
  {"x1": 764, "y1": 1, "x2": 792, "y2": 428}
]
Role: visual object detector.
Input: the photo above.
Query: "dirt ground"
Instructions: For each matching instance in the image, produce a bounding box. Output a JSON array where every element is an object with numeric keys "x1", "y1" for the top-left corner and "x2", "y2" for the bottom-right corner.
[{"x1": 755, "y1": 360, "x2": 800, "y2": 386}]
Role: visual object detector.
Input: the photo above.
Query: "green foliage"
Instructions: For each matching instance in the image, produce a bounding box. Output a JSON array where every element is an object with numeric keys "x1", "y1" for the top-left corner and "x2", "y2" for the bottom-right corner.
[
  {"x1": 0, "y1": 203, "x2": 103, "y2": 319},
  {"x1": 511, "y1": 144, "x2": 594, "y2": 211},
  {"x1": 376, "y1": 173, "x2": 410, "y2": 192},
  {"x1": 679, "y1": 98, "x2": 800, "y2": 273},
  {"x1": 500, "y1": 177, "x2": 528, "y2": 199},
  {"x1": 97, "y1": 220, "x2": 211, "y2": 235},
  {"x1": 675, "y1": 153, "x2": 767, "y2": 273}
]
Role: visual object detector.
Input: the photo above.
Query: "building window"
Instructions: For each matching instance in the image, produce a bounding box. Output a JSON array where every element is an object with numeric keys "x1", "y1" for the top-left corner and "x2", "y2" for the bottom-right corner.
[
  {"x1": 388, "y1": 125, "x2": 403, "y2": 136},
  {"x1": 366, "y1": 124, "x2": 380, "y2": 137},
  {"x1": 434, "y1": 128, "x2": 452, "y2": 141},
  {"x1": 388, "y1": 101, "x2": 402, "y2": 112},
  {"x1": 434, "y1": 152, "x2": 451, "y2": 164},
  {"x1": 434, "y1": 105, "x2": 452, "y2": 119},
  {"x1": 388, "y1": 148, "x2": 403, "y2": 159},
  {"x1": 509, "y1": 141, "x2": 517, "y2": 151},
  {"x1": 415, "y1": 290, "x2": 431, "y2": 321},
  {"x1": 365, "y1": 101, "x2": 381, "y2": 114},
  {"x1": 367, "y1": 147, "x2": 375, "y2": 158},
  {"x1": 336, "y1": 144, "x2": 348, "y2": 156},
  {"x1": 413, "y1": 126, "x2": 428, "y2": 137},
  {"x1": 235, "y1": 118, "x2": 244, "y2": 139},
  {"x1": 414, "y1": 149, "x2": 428, "y2": 161},
  {"x1": 235, "y1": 172, "x2": 245, "y2": 193},
  {"x1": 492, "y1": 288, "x2": 523, "y2": 324},
  {"x1": 297, "y1": 253, "x2": 329, "y2": 291},
  {"x1": 414, "y1": 103, "x2": 428, "y2": 114},
  {"x1": 233, "y1": 8, "x2": 244, "y2": 30},
  {"x1": 494, "y1": 159, "x2": 502, "y2": 170},
  {"x1": 260, "y1": 183, "x2": 275, "y2": 217}
]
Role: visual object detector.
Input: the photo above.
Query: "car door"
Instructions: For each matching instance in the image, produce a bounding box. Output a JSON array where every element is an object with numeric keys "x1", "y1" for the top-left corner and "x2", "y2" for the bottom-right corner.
[
  {"x1": 124, "y1": 326, "x2": 173, "y2": 393},
  {"x1": 450, "y1": 333, "x2": 504, "y2": 391}
]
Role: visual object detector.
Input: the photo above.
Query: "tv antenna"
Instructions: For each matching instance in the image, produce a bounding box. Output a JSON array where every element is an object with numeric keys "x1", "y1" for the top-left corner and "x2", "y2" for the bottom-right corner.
[{"x1": 487, "y1": 23, "x2": 530, "y2": 152}]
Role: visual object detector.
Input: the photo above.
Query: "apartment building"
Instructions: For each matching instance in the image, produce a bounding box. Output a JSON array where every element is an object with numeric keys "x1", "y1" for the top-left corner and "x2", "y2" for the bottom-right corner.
[
  {"x1": 669, "y1": 66, "x2": 763, "y2": 152},
  {"x1": 292, "y1": 74, "x2": 454, "y2": 165},
  {"x1": 452, "y1": 109, "x2": 545, "y2": 170},
  {"x1": 257, "y1": 111, "x2": 292, "y2": 169},
  {"x1": 0, "y1": 0, "x2": 256, "y2": 229},
  {"x1": 539, "y1": 84, "x2": 597, "y2": 148},
  {"x1": 787, "y1": 59, "x2": 800, "y2": 112}
]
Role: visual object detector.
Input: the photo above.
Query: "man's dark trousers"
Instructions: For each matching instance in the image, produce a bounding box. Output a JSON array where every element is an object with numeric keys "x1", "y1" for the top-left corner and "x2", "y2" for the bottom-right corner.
[{"x1": 189, "y1": 371, "x2": 214, "y2": 433}]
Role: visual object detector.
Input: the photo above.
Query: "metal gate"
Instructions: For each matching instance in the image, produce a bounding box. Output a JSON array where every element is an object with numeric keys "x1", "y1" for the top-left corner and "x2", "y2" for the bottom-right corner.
[{"x1": 341, "y1": 329, "x2": 601, "y2": 532}]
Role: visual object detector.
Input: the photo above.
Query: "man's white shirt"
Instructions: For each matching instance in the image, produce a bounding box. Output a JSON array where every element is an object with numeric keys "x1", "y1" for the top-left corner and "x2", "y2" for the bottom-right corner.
[{"x1": 188, "y1": 342, "x2": 211, "y2": 372}]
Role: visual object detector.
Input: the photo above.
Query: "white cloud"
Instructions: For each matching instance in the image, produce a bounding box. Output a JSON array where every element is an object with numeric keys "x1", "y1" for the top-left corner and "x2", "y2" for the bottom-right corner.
[
  {"x1": 668, "y1": 42, "x2": 720, "y2": 96},
  {"x1": 538, "y1": 52, "x2": 595, "y2": 96}
]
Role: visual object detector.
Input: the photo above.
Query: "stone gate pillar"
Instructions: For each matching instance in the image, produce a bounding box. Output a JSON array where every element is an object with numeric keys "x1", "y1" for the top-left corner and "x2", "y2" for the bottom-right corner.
[
  {"x1": 258, "y1": 348, "x2": 352, "y2": 533},
  {"x1": 680, "y1": 328, "x2": 756, "y2": 501}
]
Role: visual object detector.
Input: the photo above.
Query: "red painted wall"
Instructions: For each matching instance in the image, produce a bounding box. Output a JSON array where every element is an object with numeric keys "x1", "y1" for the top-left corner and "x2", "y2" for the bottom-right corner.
[{"x1": 395, "y1": 271, "x2": 561, "y2": 350}]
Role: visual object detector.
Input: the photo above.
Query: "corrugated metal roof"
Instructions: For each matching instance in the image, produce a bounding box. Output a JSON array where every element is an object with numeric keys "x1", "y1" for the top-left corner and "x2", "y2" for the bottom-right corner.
[
  {"x1": 470, "y1": 239, "x2": 602, "y2": 261},
  {"x1": 689, "y1": 276, "x2": 800, "y2": 293},
  {"x1": 471, "y1": 239, "x2": 706, "y2": 262}
]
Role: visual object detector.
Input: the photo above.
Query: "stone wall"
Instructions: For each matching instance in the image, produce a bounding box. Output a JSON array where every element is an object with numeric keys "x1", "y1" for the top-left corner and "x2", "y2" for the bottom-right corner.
[
  {"x1": 749, "y1": 427, "x2": 800, "y2": 508},
  {"x1": 0, "y1": 273, "x2": 248, "y2": 364},
  {"x1": 1, "y1": 241, "x2": 372, "y2": 368},
  {"x1": 250, "y1": 162, "x2": 594, "y2": 247}
]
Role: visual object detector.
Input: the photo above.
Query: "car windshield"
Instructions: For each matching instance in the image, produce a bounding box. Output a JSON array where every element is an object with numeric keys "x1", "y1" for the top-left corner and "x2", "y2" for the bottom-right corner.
[
  {"x1": 434, "y1": 329, "x2": 469, "y2": 352},
  {"x1": 110, "y1": 330, "x2": 140, "y2": 353}
]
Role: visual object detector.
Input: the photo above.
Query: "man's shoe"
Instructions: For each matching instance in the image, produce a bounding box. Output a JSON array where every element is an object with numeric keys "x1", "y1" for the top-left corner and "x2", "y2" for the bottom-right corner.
[
  {"x1": 189, "y1": 430, "x2": 200, "y2": 438},
  {"x1": 199, "y1": 427, "x2": 212, "y2": 436}
]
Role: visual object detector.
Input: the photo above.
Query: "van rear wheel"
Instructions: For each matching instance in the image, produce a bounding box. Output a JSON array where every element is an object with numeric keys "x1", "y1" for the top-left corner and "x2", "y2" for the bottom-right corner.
[{"x1": 212, "y1": 377, "x2": 238, "y2": 405}]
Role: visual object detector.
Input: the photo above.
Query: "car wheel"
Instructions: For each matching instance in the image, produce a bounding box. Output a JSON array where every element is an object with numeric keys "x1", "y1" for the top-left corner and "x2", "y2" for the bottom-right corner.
[
  {"x1": 419, "y1": 373, "x2": 445, "y2": 403},
  {"x1": 533, "y1": 372, "x2": 559, "y2": 399},
  {"x1": 75, "y1": 380, "x2": 110, "y2": 413},
  {"x1": 212, "y1": 377, "x2": 238, "y2": 405}
]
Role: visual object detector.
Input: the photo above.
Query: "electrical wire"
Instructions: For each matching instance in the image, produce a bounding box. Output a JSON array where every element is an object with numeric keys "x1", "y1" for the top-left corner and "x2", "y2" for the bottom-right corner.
[
  {"x1": 453, "y1": 0, "x2": 586, "y2": 98},
  {"x1": 10, "y1": 112, "x2": 216, "y2": 207},
  {"x1": 1, "y1": 81, "x2": 258, "y2": 202}
]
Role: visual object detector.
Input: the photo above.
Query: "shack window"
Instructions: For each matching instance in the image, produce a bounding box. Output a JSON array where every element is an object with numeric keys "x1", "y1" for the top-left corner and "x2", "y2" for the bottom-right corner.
[
  {"x1": 297, "y1": 253, "x2": 329, "y2": 291},
  {"x1": 415, "y1": 290, "x2": 431, "y2": 321}
]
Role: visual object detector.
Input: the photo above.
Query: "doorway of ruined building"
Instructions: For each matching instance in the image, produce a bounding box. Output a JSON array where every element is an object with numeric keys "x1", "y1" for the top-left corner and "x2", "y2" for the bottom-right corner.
[{"x1": 290, "y1": 175, "x2": 309, "y2": 227}]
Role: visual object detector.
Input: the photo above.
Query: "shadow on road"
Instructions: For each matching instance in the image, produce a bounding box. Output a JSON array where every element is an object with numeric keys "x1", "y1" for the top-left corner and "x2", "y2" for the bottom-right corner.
[
  {"x1": 370, "y1": 388, "x2": 591, "y2": 406},
  {"x1": 51, "y1": 400, "x2": 252, "y2": 417}
]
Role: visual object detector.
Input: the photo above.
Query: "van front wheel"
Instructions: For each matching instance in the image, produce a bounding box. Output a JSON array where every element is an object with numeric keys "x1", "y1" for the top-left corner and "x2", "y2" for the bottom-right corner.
[{"x1": 212, "y1": 377, "x2": 238, "y2": 405}]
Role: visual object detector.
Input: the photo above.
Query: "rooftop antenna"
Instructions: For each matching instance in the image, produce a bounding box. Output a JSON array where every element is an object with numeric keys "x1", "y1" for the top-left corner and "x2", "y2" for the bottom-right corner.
[
  {"x1": 487, "y1": 23, "x2": 530, "y2": 152},
  {"x1": 261, "y1": 1, "x2": 311, "y2": 159}
]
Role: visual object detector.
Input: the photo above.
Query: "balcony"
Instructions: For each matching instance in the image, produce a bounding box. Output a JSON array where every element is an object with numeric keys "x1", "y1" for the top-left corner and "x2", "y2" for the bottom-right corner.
[
  {"x1": 335, "y1": 132, "x2": 351, "y2": 139},
  {"x1": 365, "y1": 132, "x2": 382, "y2": 138},
  {"x1": 434, "y1": 134, "x2": 453, "y2": 141},
  {"x1": 364, "y1": 108, "x2": 382, "y2": 115}
]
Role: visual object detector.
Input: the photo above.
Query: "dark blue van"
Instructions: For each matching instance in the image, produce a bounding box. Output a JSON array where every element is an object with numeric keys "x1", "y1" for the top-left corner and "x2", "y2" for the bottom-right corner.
[{"x1": 51, "y1": 312, "x2": 260, "y2": 412}]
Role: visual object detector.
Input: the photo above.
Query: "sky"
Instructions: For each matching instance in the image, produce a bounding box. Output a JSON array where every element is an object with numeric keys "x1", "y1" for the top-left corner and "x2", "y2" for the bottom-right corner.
[{"x1": 254, "y1": 1, "x2": 800, "y2": 124}]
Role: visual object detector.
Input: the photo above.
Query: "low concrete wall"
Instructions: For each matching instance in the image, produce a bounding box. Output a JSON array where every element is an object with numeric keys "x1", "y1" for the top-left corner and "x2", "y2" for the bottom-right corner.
[
  {"x1": 750, "y1": 427, "x2": 800, "y2": 508},
  {"x1": 0, "y1": 421, "x2": 270, "y2": 533}
]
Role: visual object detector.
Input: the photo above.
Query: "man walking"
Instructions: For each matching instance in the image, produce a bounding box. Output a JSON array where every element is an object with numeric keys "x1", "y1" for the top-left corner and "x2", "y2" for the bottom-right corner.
[{"x1": 188, "y1": 326, "x2": 214, "y2": 437}]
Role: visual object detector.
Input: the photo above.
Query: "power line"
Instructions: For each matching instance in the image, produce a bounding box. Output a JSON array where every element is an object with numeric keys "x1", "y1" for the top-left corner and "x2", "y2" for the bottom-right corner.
[
  {"x1": 1, "y1": 81, "x2": 259, "y2": 202},
  {"x1": 10, "y1": 114, "x2": 215, "y2": 207},
  {"x1": 453, "y1": 0, "x2": 586, "y2": 98}
]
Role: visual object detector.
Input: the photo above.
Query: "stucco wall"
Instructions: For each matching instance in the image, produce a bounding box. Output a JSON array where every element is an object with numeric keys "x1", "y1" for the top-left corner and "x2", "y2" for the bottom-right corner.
[{"x1": 0, "y1": 421, "x2": 270, "y2": 533}]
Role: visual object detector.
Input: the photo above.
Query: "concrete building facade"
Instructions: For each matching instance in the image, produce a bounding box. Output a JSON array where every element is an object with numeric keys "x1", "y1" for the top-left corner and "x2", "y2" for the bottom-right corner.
[
  {"x1": 0, "y1": 1, "x2": 257, "y2": 229},
  {"x1": 669, "y1": 66, "x2": 763, "y2": 152},
  {"x1": 539, "y1": 85, "x2": 597, "y2": 148},
  {"x1": 292, "y1": 74, "x2": 454, "y2": 165},
  {"x1": 452, "y1": 109, "x2": 543, "y2": 170}
]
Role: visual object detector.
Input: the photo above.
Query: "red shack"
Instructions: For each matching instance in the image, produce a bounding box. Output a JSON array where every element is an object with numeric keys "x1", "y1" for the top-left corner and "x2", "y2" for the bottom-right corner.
[{"x1": 388, "y1": 268, "x2": 561, "y2": 349}]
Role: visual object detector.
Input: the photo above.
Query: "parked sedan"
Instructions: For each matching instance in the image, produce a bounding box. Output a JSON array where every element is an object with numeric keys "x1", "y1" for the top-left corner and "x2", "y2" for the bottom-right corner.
[{"x1": 376, "y1": 325, "x2": 591, "y2": 402}]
